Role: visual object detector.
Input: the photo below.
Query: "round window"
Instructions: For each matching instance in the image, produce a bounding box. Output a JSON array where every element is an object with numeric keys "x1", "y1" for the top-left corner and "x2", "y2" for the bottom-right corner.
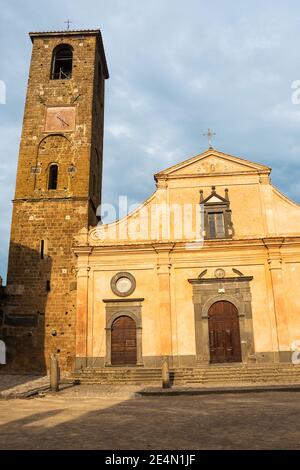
[
  {"x1": 115, "y1": 277, "x2": 132, "y2": 294},
  {"x1": 111, "y1": 272, "x2": 136, "y2": 297}
]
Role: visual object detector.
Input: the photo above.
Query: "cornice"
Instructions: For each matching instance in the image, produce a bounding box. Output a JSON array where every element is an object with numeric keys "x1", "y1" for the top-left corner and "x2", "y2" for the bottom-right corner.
[
  {"x1": 73, "y1": 236, "x2": 300, "y2": 255},
  {"x1": 103, "y1": 298, "x2": 144, "y2": 303},
  {"x1": 155, "y1": 169, "x2": 270, "y2": 181},
  {"x1": 188, "y1": 276, "x2": 253, "y2": 284}
]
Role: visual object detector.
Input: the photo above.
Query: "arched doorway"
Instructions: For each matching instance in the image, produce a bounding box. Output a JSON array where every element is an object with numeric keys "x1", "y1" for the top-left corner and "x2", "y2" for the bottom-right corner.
[
  {"x1": 208, "y1": 301, "x2": 242, "y2": 364},
  {"x1": 111, "y1": 316, "x2": 137, "y2": 365}
]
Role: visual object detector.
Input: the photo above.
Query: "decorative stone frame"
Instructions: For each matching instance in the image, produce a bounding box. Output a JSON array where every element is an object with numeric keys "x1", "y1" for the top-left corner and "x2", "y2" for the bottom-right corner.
[
  {"x1": 103, "y1": 299, "x2": 144, "y2": 366},
  {"x1": 110, "y1": 272, "x2": 136, "y2": 297},
  {"x1": 188, "y1": 276, "x2": 256, "y2": 364},
  {"x1": 200, "y1": 187, "x2": 234, "y2": 240}
]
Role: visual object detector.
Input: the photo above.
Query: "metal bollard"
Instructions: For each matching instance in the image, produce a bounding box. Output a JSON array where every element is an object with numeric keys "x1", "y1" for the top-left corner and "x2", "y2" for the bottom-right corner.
[
  {"x1": 162, "y1": 357, "x2": 171, "y2": 389},
  {"x1": 50, "y1": 353, "x2": 59, "y2": 392}
]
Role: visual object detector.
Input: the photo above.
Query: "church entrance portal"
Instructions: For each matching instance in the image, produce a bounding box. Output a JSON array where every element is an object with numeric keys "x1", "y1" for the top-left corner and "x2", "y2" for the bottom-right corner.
[
  {"x1": 111, "y1": 316, "x2": 137, "y2": 365},
  {"x1": 208, "y1": 301, "x2": 242, "y2": 364}
]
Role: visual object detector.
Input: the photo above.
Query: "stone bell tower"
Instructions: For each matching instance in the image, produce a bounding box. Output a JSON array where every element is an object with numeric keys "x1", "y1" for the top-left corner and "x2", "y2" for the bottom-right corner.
[{"x1": 5, "y1": 29, "x2": 109, "y2": 372}]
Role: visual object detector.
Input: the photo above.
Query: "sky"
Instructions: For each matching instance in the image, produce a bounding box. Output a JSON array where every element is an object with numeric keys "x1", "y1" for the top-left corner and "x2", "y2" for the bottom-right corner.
[{"x1": 1, "y1": 0, "x2": 300, "y2": 280}]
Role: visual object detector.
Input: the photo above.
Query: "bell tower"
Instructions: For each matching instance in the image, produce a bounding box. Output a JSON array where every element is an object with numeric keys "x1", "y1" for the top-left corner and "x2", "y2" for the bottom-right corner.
[{"x1": 5, "y1": 30, "x2": 109, "y2": 372}]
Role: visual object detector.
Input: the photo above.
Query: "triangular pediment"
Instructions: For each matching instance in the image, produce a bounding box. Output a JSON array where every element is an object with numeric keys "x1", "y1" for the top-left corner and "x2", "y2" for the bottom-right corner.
[
  {"x1": 155, "y1": 148, "x2": 271, "y2": 180},
  {"x1": 204, "y1": 194, "x2": 226, "y2": 204},
  {"x1": 209, "y1": 195, "x2": 223, "y2": 203}
]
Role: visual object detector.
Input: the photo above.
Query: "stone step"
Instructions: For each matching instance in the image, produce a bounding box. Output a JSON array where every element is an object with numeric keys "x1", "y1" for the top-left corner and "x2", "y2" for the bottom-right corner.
[
  {"x1": 73, "y1": 370, "x2": 300, "y2": 377},
  {"x1": 75, "y1": 370, "x2": 162, "y2": 375},
  {"x1": 73, "y1": 370, "x2": 298, "y2": 378},
  {"x1": 186, "y1": 372, "x2": 300, "y2": 379},
  {"x1": 194, "y1": 370, "x2": 299, "y2": 375},
  {"x1": 195, "y1": 370, "x2": 300, "y2": 376},
  {"x1": 73, "y1": 378, "x2": 300, "y2": 386},
  {"x1": 182, "y1": 375, "x2": 300, "y2": 381},
  {"x1": 73, "y1": 372, "x2": 163, "y2": 378},
  {"x1": 71, "y1": 365, "x2": 300, "y2": 386},
  {"x1": 196, "y1": 376, "x2": 300, "y2": 382},
  {"x1": 76, "y1": 365, "x2": 299, "y2": 372},
  {"x1": 201, "y1": 373, "x2": 300, "y2": 378}
]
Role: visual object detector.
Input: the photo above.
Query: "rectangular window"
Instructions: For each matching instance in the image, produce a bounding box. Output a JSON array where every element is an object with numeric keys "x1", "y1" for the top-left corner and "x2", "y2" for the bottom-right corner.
[
  {"x1": 48, "y1": 165, "x2": 58, "y2": 190},
  {"x1": 208, "y1": 212, "x2": 225, "y2": 239},
  {"x1": 40, "y1": 240, "x2": 44, "y2": 259},
  {"x1": 40, "y1": 239, "x2": 48, "y2": 259}
]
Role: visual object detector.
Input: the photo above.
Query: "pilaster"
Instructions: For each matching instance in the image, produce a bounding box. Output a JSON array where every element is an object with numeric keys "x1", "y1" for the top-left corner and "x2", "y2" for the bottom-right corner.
[
  {"x1": 153, "y1": 244, "x2": 174, "y2": 361},
  {"x1": 74, "y1": 247, "x2": 92, "y2": 368},
  {"x1": 263, "y1": 238, "x2": 289, "y2": 357}
]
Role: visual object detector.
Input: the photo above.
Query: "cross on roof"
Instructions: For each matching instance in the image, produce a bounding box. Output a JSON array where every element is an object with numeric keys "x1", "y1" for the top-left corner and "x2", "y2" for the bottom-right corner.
[
  {"x1": 64, "y1": 20, "x2": 73, "y2": 30},
  {"x1": 203, "y1": 128, "x2": 216, "y2": 148}
]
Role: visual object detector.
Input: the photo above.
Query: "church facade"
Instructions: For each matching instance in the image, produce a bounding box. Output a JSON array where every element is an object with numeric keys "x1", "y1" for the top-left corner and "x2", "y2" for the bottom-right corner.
[
  {"x1": 74, "y1": 148, "x2": 300, "y2": 369},
  {"x1": 1, "y1": 29, "x2": 300, "y2": 374}
]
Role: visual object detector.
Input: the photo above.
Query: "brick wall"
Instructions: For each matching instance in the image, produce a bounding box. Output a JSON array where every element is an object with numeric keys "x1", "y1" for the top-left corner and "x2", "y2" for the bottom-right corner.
[{"x1": 2, "y1": 30, "x2": 108, "y2": 373}]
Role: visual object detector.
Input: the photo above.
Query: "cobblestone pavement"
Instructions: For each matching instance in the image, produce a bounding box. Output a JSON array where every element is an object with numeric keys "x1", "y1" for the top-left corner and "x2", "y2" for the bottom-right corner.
[
  {"x1": 0, "y1": 375, "x2": 49, "y2": 398},
  {"x1": 0, "y1": 390, "x2": 300, "y2": 449}
]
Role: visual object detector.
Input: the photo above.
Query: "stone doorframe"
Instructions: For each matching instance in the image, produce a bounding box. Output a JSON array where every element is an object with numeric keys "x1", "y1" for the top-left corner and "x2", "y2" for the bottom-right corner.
[
  {"x1": 188, "y1": 276, "x2": 256, "y2": 364},
  {"x1": 103, "y1": 299, "x2": 144, "y2": 366}
]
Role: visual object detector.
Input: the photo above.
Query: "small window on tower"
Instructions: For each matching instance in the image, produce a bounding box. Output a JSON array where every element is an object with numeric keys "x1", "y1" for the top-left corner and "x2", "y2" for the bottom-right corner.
[
  {"x1": 40, "y1": 240, "x2": 45, "y2": 259},
  {"x1": 51, "y1": 45, "x2": 73, "y2": 80},
  {"x1": 48, "y1": 164, "x2": 58, "y2": 190}
]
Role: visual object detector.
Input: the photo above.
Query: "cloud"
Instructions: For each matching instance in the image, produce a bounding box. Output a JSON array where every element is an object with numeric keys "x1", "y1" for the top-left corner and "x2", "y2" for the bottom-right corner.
[
  {"x1": 1, "y1": 0, "x2": 300, "y2": 278},
  {"x1": 106, "y1": 123, "x2": 133, "y2": 139}
]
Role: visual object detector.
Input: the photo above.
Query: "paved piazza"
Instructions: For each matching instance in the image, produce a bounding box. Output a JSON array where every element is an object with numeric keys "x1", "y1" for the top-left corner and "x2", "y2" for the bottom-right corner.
[{"x1": 0, "y1": 389, "x2": 300, "y2": 450}]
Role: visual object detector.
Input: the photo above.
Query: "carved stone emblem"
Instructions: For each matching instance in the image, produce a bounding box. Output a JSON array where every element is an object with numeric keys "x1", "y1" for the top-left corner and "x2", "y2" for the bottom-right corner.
[
  {"x1": 90, "y1": 226, "x2": 105, "y2": 242},
  {"x1": 214, "y1": 268, "x2": 225, "y2": 279}
]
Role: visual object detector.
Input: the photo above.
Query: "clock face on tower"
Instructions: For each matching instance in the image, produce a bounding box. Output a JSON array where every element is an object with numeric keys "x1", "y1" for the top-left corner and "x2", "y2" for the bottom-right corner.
[{"x1": 45, "y1": 106, "x2": 76, "y2": 133}]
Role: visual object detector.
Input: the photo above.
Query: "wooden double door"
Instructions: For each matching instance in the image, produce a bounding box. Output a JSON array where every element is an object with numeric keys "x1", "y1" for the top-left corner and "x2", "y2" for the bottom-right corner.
[
  {"x1": 111, "y1": 316, "x2": 137, "y2": 366},
  {"x1": 208, "y1": 301, "x2": 242, "y2": 364}
]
